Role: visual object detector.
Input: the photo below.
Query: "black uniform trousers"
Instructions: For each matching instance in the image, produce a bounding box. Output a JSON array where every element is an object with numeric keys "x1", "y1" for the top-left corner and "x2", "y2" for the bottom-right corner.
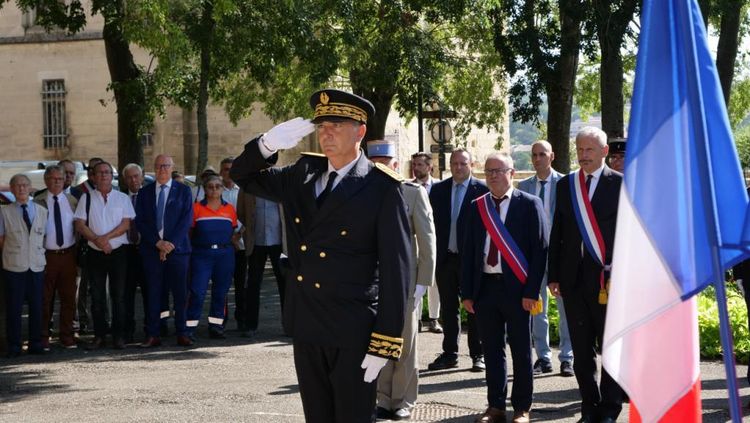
[
  {"x1": 123, "y1": 244, "x2": 148, "y2": 342},
  {"x1": 232, "y1": 249, "x2": 248, "y2": 328},
  {"x1": 293, "y1": 340, "x2": 376, "y2": 423},
  {"x1": 474, "y1": 273, "x2": 533, "y2": 411},
  {"x1": 563, "y1": 263, "x2": 623, "y2": 419},
  {"x1": 436, "y1": 253, "x2": 482, "y2": 358},
  {"x1": 88, "y1": 247, "x2": 128, "y2": 341},
  {"x1": 246, "y1": 244, "x2": 284, "y2": 331}
]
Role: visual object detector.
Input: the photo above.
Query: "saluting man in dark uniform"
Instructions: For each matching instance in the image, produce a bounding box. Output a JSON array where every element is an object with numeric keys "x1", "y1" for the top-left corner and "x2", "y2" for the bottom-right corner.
[{"x1": 230, "y1": 89, "x2": 411, "y2": 423}]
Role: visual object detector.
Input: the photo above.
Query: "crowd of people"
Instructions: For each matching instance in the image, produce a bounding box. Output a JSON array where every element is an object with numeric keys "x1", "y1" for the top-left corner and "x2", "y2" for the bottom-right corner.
[
  {"x1": 2, "y1": 86, "x2": 644, "y2": 423},
  {"x1": 1, "y1": 154, "x2": 287, "y2": 355}
]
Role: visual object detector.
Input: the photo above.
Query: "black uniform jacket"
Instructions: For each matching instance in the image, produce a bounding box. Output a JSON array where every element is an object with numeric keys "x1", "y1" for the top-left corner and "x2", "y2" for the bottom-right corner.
[{"x1": 230, "y1": 137, "x2": 410, "y2": 360}]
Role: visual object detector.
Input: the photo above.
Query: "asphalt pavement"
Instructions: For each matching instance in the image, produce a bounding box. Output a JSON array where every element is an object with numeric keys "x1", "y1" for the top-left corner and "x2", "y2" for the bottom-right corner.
[{"x1": 0, "y1": 274, "x2": 748, "y2": 422}]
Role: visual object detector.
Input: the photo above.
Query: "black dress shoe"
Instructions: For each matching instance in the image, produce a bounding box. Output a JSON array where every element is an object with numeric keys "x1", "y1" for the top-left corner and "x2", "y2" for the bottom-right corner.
[
  {"x1": 600, "y1": 418, "x2": 616, "y2": 423},
  {"x1": 86, "y1": 337, "x2": 106, "y2": 350},
  {"x1": 560, "y1": 361, "x2": 574, "y2": 377},
  {"x1": 209, "y1": 329, "x2": 226, "y2": 339},
  {"x1": 533, "y1": 359, "x2": 553, "y2": 375},
  {"x1": 393, "y1": 407, "x2": 411, "y2": 420},
  {"x1": 427, "y1": 352, "x2": 459, "y2": 370},
  {"x1": 375, "y1": 406, "x2": 393, "y2": 420},
  {"x1": 112, "y1": 338, "x2": 126, "y2": 350},
  {"x1": 6, "y1": 350, "x2": 21, "y2": 359},
  {"x1": 27, "y1": 347, "x2": 48, "y2": 355}
]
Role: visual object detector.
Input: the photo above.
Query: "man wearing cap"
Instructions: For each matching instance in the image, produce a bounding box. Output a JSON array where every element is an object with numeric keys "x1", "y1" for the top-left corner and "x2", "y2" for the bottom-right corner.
[
  {"x1": 231, "y1": 89, "x2": 410, "y2": 422},
  {"x1": 369, "y1": 141, "x2": 436, "y2": 421},
  {"x1": 607, "y1": 138, "x2": 626, "y2": 173}
]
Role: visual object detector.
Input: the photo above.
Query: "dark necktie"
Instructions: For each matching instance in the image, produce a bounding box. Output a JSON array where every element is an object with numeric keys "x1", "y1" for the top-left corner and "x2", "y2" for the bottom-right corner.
[
  {"x1": 486, "y1": 196, "x2": 507, "y2": 267},
  {"x1": 157, "y1": 185, "x2": 167, "y2": 232},
  {"x1": 585, "y1": 174, "x2": 593, "y2": 194},
  {"x1": 53, "y1": 195, "x2": 63, "y2": 247},
  {"x1": 128, "y1": 194, "x2": 138, "y2": 244},
  {"x1": 538, "y1": 180, "x2": 547, "y2": 206},
  {"x1": 316, "y1": 171, "x2": 338, "y2": 208},
  {"x1": 21, "y1": 204, "x2": 31, "y2": 232}
]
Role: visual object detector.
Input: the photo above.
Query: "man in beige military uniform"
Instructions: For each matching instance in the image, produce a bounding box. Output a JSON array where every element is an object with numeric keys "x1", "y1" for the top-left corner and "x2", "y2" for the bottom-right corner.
[{"x1": 368, "y1": 140, "x2": 437, "y2": 421}]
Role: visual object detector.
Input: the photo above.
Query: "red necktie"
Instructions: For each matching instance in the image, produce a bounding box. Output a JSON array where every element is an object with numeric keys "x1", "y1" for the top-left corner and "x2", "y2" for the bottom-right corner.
[{"x1": 486, "y1": 196, "x2": 506, "y2": 267}]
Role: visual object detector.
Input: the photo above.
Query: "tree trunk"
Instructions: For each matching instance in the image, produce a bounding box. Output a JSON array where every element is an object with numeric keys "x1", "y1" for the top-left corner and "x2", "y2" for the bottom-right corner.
[
  {"x1": 545, "y1": 0, "x2": 582, "y2": 173},
  {"x1": 101, "y1": 1, "x2": 144, "y2": 172},
  {"x1": 715, "y1": 1, "x2": 743, "y2": 106},
  {"x1": 196, "y1": 0, "x2": 214, "y2": 175},
  {"x1": 593, "y1": 0, "x2": 637, "y2": 139},
  {"x1": 697, "y1": 0, "x2": 711, "y2": 30}
]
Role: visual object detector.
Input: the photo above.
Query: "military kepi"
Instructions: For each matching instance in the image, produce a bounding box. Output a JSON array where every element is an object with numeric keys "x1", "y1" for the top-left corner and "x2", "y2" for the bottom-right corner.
[
  {"x1": 608, "y1": 138, "x2": 626, "y2": 154},
  {"x1": 367, "y1": 139, "x2": 396, "y2": 158},
  {"x1": 310, "y1": 89, "x2": 375, "y2": 124}
]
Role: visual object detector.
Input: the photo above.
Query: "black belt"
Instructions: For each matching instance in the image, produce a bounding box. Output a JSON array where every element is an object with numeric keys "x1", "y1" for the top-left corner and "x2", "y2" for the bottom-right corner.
[
  {"x1": 482, "y1": 273, "x2": 504, "y2": 281},
  {"x1": 46, "y1": 246, "x2": 75, "y2": 255},
  {"x1": 195, "y1": 243, "x2": 232, "y2": 249}
]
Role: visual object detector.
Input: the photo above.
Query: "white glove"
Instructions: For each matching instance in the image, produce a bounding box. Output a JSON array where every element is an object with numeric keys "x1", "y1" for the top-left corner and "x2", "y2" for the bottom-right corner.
[
  {"x1": 413, "y1": 285, "x2": 428, "y2": 310},
  {"x1": 361, "y1": 354, "x2": 388, "y2": 383},
  {"x1": 261, "y1": 117, "x2": 315, "y2": 151}
]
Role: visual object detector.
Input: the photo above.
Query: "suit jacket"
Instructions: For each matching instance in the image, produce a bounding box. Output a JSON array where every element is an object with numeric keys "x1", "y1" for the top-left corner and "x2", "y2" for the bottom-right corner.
[
  {"x1": 230, "y1": 137, "x2": 411, "y2": 359},
  {"x1": 517, "y1": 168, "x2": 562, "y2": 235},
  {"x1": 461, "y1": 189, "x2": 547, "y2": 302},
  {"x1": 548, "y1": 167, "x2": 622, "y2": 289},
  {"x1": 402, "y1": 182, "x2": 436, "y2": 295},
  {"x1": 429, "y1": 176, "x2": 489, "y2": 266},
  {"x1": 134, "y1": 180, "x2": 193, "y2": 255}
]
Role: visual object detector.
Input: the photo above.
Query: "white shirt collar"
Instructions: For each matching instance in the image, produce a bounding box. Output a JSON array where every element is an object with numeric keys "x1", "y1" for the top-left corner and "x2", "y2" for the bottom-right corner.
[
  {"x1": 585, "y1": 164, "x2": 605, "y2": 179},
  {"x1": 327, "y1": 153, "x2": 360, "y2": 178},
  {"x1": 492, "y1": 186, "x2": 513, "y2": 201}
]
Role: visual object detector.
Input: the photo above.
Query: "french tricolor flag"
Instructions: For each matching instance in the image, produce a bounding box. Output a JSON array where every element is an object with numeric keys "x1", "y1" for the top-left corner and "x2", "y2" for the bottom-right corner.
[{"x1": 602, "y1": 1, "x2": 750, "y2": 422}]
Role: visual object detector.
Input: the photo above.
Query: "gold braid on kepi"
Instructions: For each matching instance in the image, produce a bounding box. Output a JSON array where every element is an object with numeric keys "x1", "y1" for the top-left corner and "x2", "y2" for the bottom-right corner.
[
  {"x1": 367, "y1": 332, "x2": 404, "y2": 360},
  {"x1": 309, "y1": 89, "x2": 375, "y2": 124}
]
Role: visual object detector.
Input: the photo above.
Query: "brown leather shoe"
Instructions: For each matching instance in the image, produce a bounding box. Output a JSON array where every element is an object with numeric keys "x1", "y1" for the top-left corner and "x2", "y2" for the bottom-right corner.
[
  {"x1": 476, "y1": 407, "x2": 506, "y2": 423},
  {"x1": 512, "y1": 411, "x2": 530, "y2": 423},
  {"x1": 140, "y1": 337, "x2": 162, "y2": 348},
  {"x1": 176, "y1": 335, "x2": 194, "y2": 346}
]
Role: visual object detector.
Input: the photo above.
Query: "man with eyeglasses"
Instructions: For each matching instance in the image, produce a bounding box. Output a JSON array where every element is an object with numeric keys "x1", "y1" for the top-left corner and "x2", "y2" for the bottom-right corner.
[
  {"x1": 135, "y1": 155, "x2": 194, "y2": 348},
  {"x1": 427, "y1": 148, "x2": 488, "y2": 372},
  {"x1": 461, "y1": 153, "x2": 547, "y2": 423},
  {"x1": 230, "y1": 89, "x2": 410, "y2": 422},
  {"x1": 58, "y1": 159, "x2": 78, "y2": 194},
  {"x1": 74, "y1": 162, "x2": 135, "y2": 350}
]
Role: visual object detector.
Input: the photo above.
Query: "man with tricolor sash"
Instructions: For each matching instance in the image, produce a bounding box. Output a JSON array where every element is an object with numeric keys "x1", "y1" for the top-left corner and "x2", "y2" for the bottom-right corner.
[
  {"x1": 461, "y1": 152, "x2": 547, "y2": 423},
  {"x1": 548, "y1": 127, "x2": 624, "y2": 423}
]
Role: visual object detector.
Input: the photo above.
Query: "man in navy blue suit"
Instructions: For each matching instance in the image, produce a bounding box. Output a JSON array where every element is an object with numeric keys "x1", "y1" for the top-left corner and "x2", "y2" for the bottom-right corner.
[
  {"x1": 461, "y1": 153, "x2": 547, "y2": 423},
  {"x1": 135, "y1": 154, "x2": 194, "y2": 347},
  {"x1": 427, "y1": 148, "x2": 488, "y2": 372}
]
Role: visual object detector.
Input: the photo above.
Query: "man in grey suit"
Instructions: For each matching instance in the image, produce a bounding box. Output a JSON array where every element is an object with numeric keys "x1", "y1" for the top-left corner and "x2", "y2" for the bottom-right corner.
[
  {"x1": 369, "y1": 141, "x2": 437, "y2": 421},
  {"x1": 517, "y1": 140, "x2": 573, "y2": 377}
]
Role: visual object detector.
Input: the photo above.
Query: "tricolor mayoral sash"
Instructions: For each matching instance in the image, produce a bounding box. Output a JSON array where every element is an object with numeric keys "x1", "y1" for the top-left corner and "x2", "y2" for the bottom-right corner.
[
  {"x1": 569, "y1": 170, "x2": 609, "y2": 304},
  {"x1": 475, "y1": 192, "x2": 528, "y2": 284}
]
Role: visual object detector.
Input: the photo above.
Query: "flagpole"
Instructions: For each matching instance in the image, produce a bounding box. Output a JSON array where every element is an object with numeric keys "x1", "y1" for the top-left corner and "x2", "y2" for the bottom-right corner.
[{"x1": 711, "y1": 245, "x2": 742, "y2": 422}]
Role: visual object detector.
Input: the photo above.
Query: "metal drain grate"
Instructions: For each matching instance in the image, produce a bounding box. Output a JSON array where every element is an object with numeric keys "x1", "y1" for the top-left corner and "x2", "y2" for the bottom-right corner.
[{"x1": 410, "y1": 401, "x2": 482, "y2": 422}]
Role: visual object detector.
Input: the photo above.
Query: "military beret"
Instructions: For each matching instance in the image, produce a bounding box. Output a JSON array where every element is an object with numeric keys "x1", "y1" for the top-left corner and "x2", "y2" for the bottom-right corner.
[
  {"x1": 608, "y1": 138, "x2": 626, "y2": 154},
  {"x1": 310, "y1": 89, "x2": 375, "y2": 124},
  {"x1": 367, "y1": 140, "x2": 397, "y2": 158}
]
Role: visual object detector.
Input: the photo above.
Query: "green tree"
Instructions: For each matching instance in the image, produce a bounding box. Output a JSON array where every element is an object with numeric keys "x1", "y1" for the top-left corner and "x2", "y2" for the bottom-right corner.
[
  {"x1": 3, "y1": 0, "x2": 164, "y2": 170},
  {"x1": 584, "y1": 0, "x2": 639, "y2": 138},
  {"x1": 127, "y1": 0, "x2": 335, "y2": 173},
  {"x1": 493, "y1": 0, "x2": 588, "y2": 173}
]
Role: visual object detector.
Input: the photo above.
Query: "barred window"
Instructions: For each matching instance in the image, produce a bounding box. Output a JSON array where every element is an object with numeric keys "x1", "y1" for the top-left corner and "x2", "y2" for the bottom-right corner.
[
  {"x1": 42, "y1": 79, "x2": 68, "y2": 149},
  {"x1": 141, "y1": 132, "x2": 154, "y2": 147}
]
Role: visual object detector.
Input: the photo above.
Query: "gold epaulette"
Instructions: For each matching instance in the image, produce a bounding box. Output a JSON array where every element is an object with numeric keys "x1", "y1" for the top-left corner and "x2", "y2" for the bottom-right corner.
[
  {"x1": 301, "y1": 151, "x2": 326, "y2": 158},
  {"x1": 368, "y1": 332, "x2": 404, "y2": 360},
  {"x1": 374, "y1": 162, "x2": 404, "y2": 182}
]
